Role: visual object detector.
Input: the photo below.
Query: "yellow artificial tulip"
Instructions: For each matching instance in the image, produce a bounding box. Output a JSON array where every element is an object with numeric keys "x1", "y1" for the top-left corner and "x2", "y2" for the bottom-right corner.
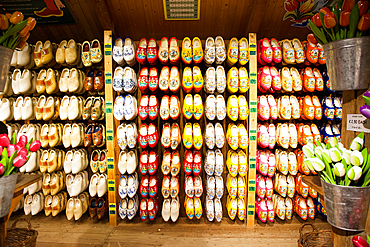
[
  {"x1": 18, "y1": 23, "x2": 30, "y2": 37},
  {"x1": 0, "y1": 14, "x2": 9, "y2": 31},
  {"x1": 27, "y1": 17, "x2": 36, "y2": 30},
  {"x1": 9, "y1": 11, "x2": 24, "y2": 25}
]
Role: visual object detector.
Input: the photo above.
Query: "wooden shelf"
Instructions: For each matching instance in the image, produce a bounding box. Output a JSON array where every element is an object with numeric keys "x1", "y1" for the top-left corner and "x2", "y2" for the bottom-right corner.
[{"x1": 302, "y1": 175, "x2": 323, "y2": 196}]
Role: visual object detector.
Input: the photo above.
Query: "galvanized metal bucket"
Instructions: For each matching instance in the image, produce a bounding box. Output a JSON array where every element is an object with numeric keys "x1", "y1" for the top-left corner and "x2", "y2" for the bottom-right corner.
[
  {"x1": 0, "y1": 46, "x2": 13, "y2": 93},
  {"x1": 321, "y1": 179, "x2": 370, "y2": 231},
  {"x1": 0, "y1": 173, "x2": 18, "y2": 218},
  {"x1": 323, "y1": 36, "x2": 370, "y2": 91}
]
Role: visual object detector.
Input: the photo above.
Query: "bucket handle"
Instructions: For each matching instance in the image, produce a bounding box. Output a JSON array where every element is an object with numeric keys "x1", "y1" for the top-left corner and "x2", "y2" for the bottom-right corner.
[
  {"x1": 299, "y1": 223, "x2": 318, "y2": 238},
  {"x1": 10, "y1": 218, "x2": 32, "y2": 231}
]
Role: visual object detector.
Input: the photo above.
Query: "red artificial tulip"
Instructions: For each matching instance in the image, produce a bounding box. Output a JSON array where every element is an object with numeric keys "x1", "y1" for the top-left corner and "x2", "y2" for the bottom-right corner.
[
  {"x1": 9, "y1": 11, "x2": 24, "y2": 25},
  {"x1": 29, "y1": 140, "x2": 41, "y2": 152},
  {"x1": 352, "y1": 236, "x2": 369, "y2": 247},
  {"x1": 311, "y1": 13, "x2": 322, "y2": 27},
  {"x1": 342, "y1": 0, "x2": 356, "y2": 12},
  {"x1": 307, "y1": 33, "x2": 318, "y2": 44},
  {"x1": 0, "y1": 134, "x2": 10, "y2": 147},
  {"x1": 324, "y1": 12, "x2": 337, "y2": 28},
  {"x1": 358, "y1": 0, "x2": 369, "y2": 16},
  {"x1": 319, "y1": 7, "x2": 331, "y2": 15},
  {"x1": 0, "y1": 164, "x2": 4, "y2": 175},
  {"x1": 340, "y1": 11, "x2": 351, "y2": 26},
  {"x1": 13, "y1": 155, "x2": 27, "y2": 168},
  {"x1": 358, "y1": 13, "x2": 370, "y2": 31},
  {"x1": 27, "y1": 17, "x2": 36, "y2": 30},
  {"x1": 18, "y1": 135, "x2": 27, "y2": 146},
  {"x1": 284, "y1": 0, "x2": 299, "y2": 11},
  {"x1": 7, "y1": 144, "x2": 16, "y2": 158},
  {"x1": 18, "y1": 148, "x2": 27, "y2": 158}
]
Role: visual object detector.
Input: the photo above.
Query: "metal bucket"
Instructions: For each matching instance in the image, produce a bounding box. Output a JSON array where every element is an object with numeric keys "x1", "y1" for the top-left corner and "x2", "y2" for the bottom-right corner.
[
  {"x1": 0, "y1": 46, "x2": 13, "y2": 93},
  {"x1": 323, "y1": 36, "x2": 370, "y2": 91},
  {"x1": 0, "y1": 173, "x2": 18, "y2": 218},
  {"x1": 321, "y1": 179, "x2": 370, "y2": 231}
]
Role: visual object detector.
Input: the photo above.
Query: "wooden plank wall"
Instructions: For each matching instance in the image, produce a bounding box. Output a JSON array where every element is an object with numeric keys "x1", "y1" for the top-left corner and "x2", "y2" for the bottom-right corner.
[{"x1": 25, "y1": 0, "x2": 310, "y2": 44}]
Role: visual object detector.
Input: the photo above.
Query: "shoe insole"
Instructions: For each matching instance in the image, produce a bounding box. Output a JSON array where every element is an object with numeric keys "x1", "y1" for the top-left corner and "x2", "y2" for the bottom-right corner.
[
  {"x1": 183, "y1": 39, "x2": 191, "y2": 49},
  {"x1": 148, "y1": 39, "x2": 156, "y2": 48},
  {"x1": 171, "y1": 67, "x2": 179, "y2": 77},
  {"x1": 161, "y1": 38, "x2": 168, "y2": 48},
  {"x1": 170, "y1": 38, "x2": 177, "y2": 48},
  {"x1": 124, "y1": 38, "x2": 133, "y2": 46},
  {"x1": 83, "y1": 43, "x2": 90, "y2": 52},
  {"x1": 150, "y1": 68, "x2": 157, "y2": 76},
  {"x1": 217, "y1": 67, "x2": 225, "y2": 77}
]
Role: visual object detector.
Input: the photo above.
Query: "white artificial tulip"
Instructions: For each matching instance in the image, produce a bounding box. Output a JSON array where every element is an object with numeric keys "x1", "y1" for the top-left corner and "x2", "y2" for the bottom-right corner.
[
  {"x1": 347, "y1": 166, "x2": 362, "y2": 181},
  {"x1": 350, "y1": 132, "x2": 364, "y2": 151},
  {"x1": 329, "y1": 147, "x2": 342, "y2": 163},
  {"x1": 350, "y1": 150, "x2": 363, "y2": 166},
  {"x1": 308, "y1": 158, "x2": 325, "y2": 172},
  {"x1": 333, "y1": 163, "x2": 345, "y2": 177}
]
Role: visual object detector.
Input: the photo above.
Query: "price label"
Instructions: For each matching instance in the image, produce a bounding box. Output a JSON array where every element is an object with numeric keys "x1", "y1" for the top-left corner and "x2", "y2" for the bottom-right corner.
[
  {"x1": 106, "y1": 101, "x2": 113, "y2": 114},
  {"x1": 107, "y1": 157, "x2": 114, "y2": 170},
  {"x1": 250, "y1": 107, "x2": 257, "y2": 113},
  {"x1": 109, "y1": 203, "x2": 116, "y2": 215},
  {"x1": 250, "y1": 163, "x2": 256, "y2": 169},
  {"x1": 250, "y1": 79, "x2": 257, "y2": 85},
  {"x1": 108, "y1": 179, "x2": 115, "y2": 192},
  {"x1": 104, "y1": 44, "x2": 112, "y2": 56},
  {"x1": 249, "y1": 179, "x2": 255, "y2": 185},
  {"x1": 106, "y1": 128, "x2": 113, "y2": 141},
  {"x1": 250, "y1": 157, "x2": 256, "y2": 162},
  {"x1": 248, "y1": 210, "x2": 254, "y2": 216},
  {"x1": 250, "y1": 43, "x2": 256, "y2": 56},
  {"x1": 106, "y1": 78, "x2": 112, "y2": 85},
  {"x1": 250, "y1": 129, "x2": 256, "y2": 134},
  {"x1": 249, "y1": 186, "x2": 255, "y2": 192},
  {"x1": 248, "y1": 204, "x2": 255, "y2": 209},
  {"x1": 105, "y1": 72, "x2": 112, "y2": 78},
  {"x1": 250, "y1": 101, "x2": 257, "y2": 106},
  {"x1": 250, "y1": 135, "x2": 256, "y2": 141}
]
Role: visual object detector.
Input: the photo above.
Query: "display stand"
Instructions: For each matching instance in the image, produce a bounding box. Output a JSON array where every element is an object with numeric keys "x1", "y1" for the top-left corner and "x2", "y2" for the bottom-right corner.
[
  {"x1": 104, "y1": 30, "x2": 119, "y2": 226},
  {"x1": 247, "y1": 33, "x2": 257, "y2": 227}
]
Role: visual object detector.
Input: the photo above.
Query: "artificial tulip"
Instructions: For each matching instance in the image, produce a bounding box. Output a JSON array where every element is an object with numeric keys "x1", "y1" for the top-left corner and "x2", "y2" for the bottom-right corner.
[
  {"x1": 18, "y1": 24, "x2": 29, "y2": 38},
  {"x1": 16, "y1": 40, "x2": 27, "y2": 49},
  {"x1": 9, "y1": 11, "x2": 24, "y2": 25},
  {"x1": 334, "y1": 163, "x2": 346, "y2": 177},
  {"x1": 20, "y1": 32, "x2": 30, "y2": 42},
  {"x1": 342, "y1": 0, "x2": 356, "y2": 12},
  {"x1": 27, "y1": 17, "x2": 36, "y2": 30},
  {"x1": 0, "y1": 134, "x2": 10, "y2": 147},
  {"x1": 5, "y1": 13, "x2": 11, "y2": 19},
  {"x1": 358, "y1": 13, "x2": 370, "y2": 31},
  {"x1": 18, "y1": 148, "x2": 27, "y2": 158},
  {"x1": 18, "y1": 135, "x2": 27, "y2": 146},
  {"x1": 307, "y1": 33, "x2": 318, "y2": 44},
  {"x1": 311, "y1": 13, "x2": 322, "y2": 27},
  {"x1": 7, "y1": 144, "x2": 16, "y2": 158},
  {"x1": 0, "y1": 164, "x2": 4, "y2": 176},
  {"x1": 0, "y1": 14, "x2": 9, "y2": 31},
  {"x1": 284, "y1": 0, "x2": 299, "y2": 11},
  {"x1": 352, "y1": 236, "x2": 369, "y2": 247},
  {"x1": 358, "y1": 0, "x2": 369, "y2": 16},
  {"x1": 340, "y1": 11, "x2": 351, "y2": 26},
  {"x1": 319, "y1": 7, "x2": 331, "y2": 15},
  {"x1": 29, "y1": 140, "x2": 41, "y2": 152},
  {"x1": 324, "y1": 12, "x2": 337, "y2": 28},
  {"x1": 347, "y1": 166, "x2": 362, "y2": 181},
  {"x1": 13, "y1": 155, "x2": 27, "y2": 168}
]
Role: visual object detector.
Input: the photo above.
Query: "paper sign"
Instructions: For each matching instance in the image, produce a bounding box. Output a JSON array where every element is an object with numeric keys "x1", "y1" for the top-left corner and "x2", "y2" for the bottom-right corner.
[{"x1": 347, "y1": 114, "x2": 370, "y2": 133}]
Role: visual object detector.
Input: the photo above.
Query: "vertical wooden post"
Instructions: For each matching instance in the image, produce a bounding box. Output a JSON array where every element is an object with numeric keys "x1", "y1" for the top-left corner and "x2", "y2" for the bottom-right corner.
[
  {"x1": 247, "y1": 33, "x2": 257, "y2": 227},
  {"x1": 104, "y1": 30, "x2": 117, "y2": 226}
]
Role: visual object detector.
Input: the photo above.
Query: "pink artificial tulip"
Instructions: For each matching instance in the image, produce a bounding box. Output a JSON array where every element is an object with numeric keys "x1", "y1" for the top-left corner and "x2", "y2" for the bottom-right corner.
[
  {"x1": 18, "y1": 148, "x2": 27, "y2": 158},
  {"x1": 7, "y1": 144, "x2": 16, "y2": 158},
  {"x1": 13, "y1": 155, "x2": 27, "y2": 168},
  {"x1": 29, "y1": 140, "x2": 41, "y2": 152},
  {"x1": 18, "y1": 135, "x2": 27, "y2": 147},
  {"x1": 0, "y1": 164, "x2": 4, "y2": 175},
  {"x1": 0, "y1": 146, "x2": 3, "y2": 155},
  {"x1": 0, "y1": 134, "x2": 10, "y2": 147}
]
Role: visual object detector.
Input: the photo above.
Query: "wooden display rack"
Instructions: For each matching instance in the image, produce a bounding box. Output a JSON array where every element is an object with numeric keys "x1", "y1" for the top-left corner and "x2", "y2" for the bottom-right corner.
[{"x1": 104, "y1": 31, "x2": 258, "y2": 226}]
